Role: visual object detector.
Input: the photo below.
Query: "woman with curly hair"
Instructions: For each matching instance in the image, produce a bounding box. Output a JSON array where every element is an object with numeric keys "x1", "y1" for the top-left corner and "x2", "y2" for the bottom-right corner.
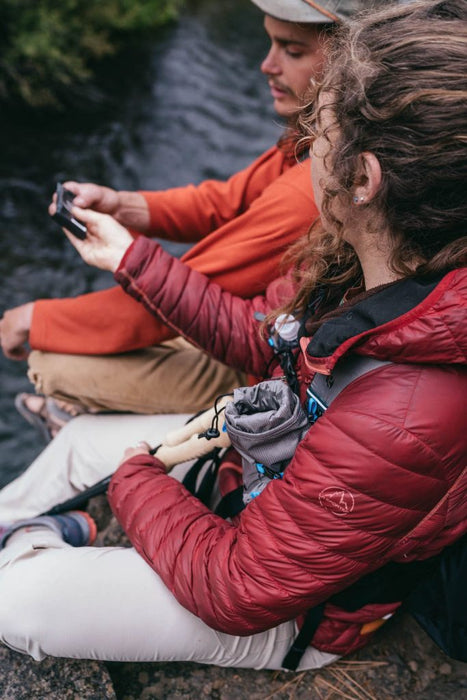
[{"x1": 0, "y1": 0, "x2": 465, "y2": 670}]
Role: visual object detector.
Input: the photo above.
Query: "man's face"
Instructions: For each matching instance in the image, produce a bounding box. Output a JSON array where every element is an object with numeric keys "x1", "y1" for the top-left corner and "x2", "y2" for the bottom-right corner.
[{"x1": 261, "y1": 16, "x2": 329, "y2": 119}]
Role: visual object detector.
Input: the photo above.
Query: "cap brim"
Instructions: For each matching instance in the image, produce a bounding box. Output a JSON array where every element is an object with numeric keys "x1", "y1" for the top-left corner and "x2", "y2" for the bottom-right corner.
[{"x1": 250, "y1": 0, "x2": 362, "y2": 23}]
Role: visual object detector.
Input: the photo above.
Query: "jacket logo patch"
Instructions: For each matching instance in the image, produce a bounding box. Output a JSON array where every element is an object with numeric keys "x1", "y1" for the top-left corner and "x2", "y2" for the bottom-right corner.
[{"x1": 319, "y1": 487, "x2": 355, "y2": 517}]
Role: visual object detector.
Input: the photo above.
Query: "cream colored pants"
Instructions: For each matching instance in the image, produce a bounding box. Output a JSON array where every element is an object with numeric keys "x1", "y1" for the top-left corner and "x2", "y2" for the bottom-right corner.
[
  {"x1": 0, "y1": 414, "x2": 338, "y2": 669},
  {"x1": 28, "y1": 338, "x2": 247, "y2": 414}
]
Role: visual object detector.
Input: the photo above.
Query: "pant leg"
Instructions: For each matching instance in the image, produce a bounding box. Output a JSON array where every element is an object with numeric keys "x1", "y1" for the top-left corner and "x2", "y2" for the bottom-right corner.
[
  {"x1": 0, "y1": 412, "x2": 192, "y2": 522},
  {"x1": 0, "y1": 528, "x2": 338, "y2": 670},
  {"x1": 28, "y1": 338, "x2": 247, "y2": 413}
]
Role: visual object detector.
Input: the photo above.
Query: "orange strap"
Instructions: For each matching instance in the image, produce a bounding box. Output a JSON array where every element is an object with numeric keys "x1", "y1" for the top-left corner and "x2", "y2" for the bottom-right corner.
[{"x1": 301, "y1": 0, "x2": 339, "y2": 22}]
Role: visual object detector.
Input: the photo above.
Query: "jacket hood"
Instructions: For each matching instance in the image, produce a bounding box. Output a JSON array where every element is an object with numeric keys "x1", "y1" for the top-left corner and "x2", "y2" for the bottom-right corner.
[{"x1": 302, "y1": 268, "x2": 467, "y2": 373}]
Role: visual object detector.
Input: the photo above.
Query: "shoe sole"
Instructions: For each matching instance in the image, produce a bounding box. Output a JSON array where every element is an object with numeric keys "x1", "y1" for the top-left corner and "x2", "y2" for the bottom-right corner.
[{"x1": 72, "y1": 511, "x2": 98, "y2": 545}]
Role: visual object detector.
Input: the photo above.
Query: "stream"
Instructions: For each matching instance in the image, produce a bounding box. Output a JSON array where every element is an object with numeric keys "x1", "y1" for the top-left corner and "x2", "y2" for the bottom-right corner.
[{"x1": 0, "y1": 0, "x2": 281, "y2": 486}]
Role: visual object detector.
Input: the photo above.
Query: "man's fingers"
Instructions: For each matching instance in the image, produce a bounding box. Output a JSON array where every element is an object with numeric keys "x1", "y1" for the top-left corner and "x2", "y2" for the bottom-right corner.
[
  {"x1": 5, "y1": 347, "x2": 29, "y2": 361},
  {"x1": 62, "y1": 181, "x2": 81, "y2": 196},
  {"x1": 64, "y1": 182, "x2": 99, "y2": 208},
  {"x1": 1, "y1": 339, "x2": 29, "y2": 361}
]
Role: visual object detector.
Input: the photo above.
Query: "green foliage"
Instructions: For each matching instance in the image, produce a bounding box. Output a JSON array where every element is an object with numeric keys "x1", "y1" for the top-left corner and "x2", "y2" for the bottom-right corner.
[{"x1": 0, "y1": 0, "x2": 182, "y2": 108}]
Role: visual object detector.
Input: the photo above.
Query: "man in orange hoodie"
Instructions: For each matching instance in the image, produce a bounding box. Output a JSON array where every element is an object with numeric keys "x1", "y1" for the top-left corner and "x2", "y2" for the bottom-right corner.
[{"x1": 0, "y1": 1, "x2": 362, "y2": 438}]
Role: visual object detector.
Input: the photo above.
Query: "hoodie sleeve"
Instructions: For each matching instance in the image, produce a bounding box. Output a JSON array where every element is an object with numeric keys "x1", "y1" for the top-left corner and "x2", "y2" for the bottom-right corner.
[{"x1": 28, "y1": 154, "x2": 315, "y2": 355}]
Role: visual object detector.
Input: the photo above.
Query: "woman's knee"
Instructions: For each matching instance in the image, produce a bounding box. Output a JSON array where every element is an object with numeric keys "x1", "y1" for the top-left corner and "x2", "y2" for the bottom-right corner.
[{"x1": 0, "y1": 549, "x2": 54, "y2": 658}]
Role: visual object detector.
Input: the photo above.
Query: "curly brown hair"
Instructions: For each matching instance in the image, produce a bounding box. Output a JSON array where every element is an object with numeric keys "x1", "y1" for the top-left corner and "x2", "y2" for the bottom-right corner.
[{"x1": 274, "y1": 0, "x2": 467, "y2": 323}]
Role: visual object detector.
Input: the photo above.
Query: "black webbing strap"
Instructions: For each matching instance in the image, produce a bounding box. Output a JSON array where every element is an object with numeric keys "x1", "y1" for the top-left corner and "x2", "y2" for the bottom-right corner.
[
  {"x1": 282, "y1": 604, "x2": 326, "y2": 670},
  {"x1": 182, "y1": 448, "x2": 223, "y2": 508},
  {"x1": 281, "y1": 554, "x2": 441, "y2": 670},
  {"x1": 214, "y1": 486, "x2": 245, "y2": 519}
]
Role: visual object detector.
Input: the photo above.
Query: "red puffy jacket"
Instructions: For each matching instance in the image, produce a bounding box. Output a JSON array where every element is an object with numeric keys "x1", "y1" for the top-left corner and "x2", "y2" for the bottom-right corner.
[{"x1": 109, "y1": 237, "x2": 467, "y2": 656}]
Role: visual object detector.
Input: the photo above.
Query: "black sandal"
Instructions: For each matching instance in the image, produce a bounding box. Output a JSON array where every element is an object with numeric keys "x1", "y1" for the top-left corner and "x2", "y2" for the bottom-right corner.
[{"x1": 14, "y1": 393, "x2": 86, "y2": 443}]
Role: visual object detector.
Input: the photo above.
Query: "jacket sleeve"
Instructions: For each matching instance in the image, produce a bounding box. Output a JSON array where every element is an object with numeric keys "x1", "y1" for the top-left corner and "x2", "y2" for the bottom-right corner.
[
  {"x1": 114, "y1": 235, "x2": 292, "y2": 377},
  {"x1": 108, "y1": 363, "x2": 465, "y2": 636},
  {"x1": 29, "y1": 155, "x2": 316, "y2": 355}
]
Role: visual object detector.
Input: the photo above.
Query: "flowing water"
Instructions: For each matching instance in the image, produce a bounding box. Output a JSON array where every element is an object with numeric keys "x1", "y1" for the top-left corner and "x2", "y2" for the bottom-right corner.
[{"x1": 0, "y1": 0, "x2": 281, "y2": 487}]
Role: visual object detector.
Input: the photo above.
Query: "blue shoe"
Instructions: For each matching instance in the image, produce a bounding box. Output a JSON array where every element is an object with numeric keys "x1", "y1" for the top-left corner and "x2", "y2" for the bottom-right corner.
[{"x1": 0, "y1": 510, "x2": 97, "y2": 549}]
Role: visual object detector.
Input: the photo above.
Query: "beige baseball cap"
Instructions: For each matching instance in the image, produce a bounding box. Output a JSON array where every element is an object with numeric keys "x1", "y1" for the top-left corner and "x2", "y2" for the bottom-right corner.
[{"x1": 250, "y1": 0, "x2": 366, "y2": 23}]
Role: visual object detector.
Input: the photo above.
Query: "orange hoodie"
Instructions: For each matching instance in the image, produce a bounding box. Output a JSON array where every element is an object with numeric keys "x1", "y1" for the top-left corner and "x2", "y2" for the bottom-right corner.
[{"x1": 30, "y1": 145, "x2": 318, "y2": 355}]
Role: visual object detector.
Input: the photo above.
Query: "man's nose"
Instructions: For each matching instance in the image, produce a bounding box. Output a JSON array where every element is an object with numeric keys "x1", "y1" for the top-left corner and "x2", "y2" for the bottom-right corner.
[{"x1": 261, "y1": 47, "x2": 281, "y2": 75}]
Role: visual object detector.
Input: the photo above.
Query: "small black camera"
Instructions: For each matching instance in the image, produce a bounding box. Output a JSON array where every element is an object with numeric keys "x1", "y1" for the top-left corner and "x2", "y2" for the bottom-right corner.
[{"x1": 51, "y1": 183, "x2": 87, "y2": 240}]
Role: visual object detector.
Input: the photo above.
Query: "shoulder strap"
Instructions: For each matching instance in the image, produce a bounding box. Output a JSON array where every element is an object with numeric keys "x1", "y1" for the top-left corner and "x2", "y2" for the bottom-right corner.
[{"x1": 306, "y1": 355, "x2": 392, "y2": 421}]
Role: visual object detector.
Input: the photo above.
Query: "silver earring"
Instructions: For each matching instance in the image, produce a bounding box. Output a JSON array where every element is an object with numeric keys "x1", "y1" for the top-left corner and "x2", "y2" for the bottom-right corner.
[{"x1": 353, "y1": 195, "x2": 365, "y2": 204}]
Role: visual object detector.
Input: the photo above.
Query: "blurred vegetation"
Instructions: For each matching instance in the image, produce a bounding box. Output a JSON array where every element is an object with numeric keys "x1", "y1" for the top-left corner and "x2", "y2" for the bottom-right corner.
[{"x1": 0, "y1": 0, "x2": 182, "y2": 109}]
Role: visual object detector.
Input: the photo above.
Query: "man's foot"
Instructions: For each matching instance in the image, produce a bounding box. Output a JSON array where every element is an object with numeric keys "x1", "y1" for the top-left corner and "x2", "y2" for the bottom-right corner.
[
  {"x1": 0, "y1": 510, "x2": 97, "y2": 549},
  {"x1": 15, "y1": 393, "x2": 89, "y2": 442}
]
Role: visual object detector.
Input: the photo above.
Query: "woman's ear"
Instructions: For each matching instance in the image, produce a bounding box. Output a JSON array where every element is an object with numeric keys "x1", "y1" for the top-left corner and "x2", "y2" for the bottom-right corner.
[{"x1": 352, "y1": 152, "x2": 382, "y2": 205}]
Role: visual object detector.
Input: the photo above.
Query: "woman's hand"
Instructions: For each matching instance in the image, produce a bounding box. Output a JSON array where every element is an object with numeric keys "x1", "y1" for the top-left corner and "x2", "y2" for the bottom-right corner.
[
  {"x1": 64, "y1": 206, "x2": 134, "y2": 272},
  {"x1": 118, "y1": 441, "x2": 169, "y2": 470},
  {"x1": 119, "y1": 441, "x2": 152, "y2": 467}
]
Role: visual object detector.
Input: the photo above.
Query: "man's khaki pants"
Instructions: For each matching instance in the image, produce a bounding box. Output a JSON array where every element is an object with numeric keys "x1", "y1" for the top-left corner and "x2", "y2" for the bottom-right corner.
[{"x1": 28, "y1": 337, "x2": 247, "y2": 414}]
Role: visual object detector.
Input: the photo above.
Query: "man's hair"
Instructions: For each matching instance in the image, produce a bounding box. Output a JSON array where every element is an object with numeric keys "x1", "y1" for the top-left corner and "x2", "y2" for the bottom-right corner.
[{"x1": 278, "y1": 0, "x2": 467, "y2": 318}]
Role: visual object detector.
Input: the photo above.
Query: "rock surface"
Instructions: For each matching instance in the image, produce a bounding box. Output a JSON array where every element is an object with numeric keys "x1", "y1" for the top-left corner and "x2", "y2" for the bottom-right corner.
[
  {"x1": 0, "y1": 648, "x2": 115, "y2": 700},
  {"x1": 1, "y1": 497, "x2": 466, "y2": 699}
]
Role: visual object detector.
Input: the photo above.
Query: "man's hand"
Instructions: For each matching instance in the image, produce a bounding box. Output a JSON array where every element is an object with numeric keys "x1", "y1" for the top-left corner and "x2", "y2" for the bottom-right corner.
[
  {"x1": 0, "y1": 302, "x2": 34, "y2": 360},
  {"x1": 64, "y1": 207, "x2": 134, "y2": 272},
  {"x1": 49, "y1": 183, "x2": 151, "y2": 232},
  {"x1": 49, "y1": 182, "x2": 120, "y2": 218}
]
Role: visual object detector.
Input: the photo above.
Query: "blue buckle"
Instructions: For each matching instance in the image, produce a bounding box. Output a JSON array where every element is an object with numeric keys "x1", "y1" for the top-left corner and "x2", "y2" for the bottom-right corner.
[{"x1": 306, "y1": 387, "x2": 327, "y2": 423}]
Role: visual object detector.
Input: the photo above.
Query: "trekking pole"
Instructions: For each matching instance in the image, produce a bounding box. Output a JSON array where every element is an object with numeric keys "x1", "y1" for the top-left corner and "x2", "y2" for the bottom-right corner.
[
  {"x1": 42, "y1": 475, "x2": 112, "y2": 516},
  {"x1": 41, "y1": 442, "x2": 164, "y2": 516},
  {"x1": 41, "y1": 420, "x2": 211, "y2": 517}
]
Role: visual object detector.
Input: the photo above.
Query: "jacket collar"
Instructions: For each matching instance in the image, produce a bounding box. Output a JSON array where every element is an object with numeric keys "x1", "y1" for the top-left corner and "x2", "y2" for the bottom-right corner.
[{"x1": 301, "y1": 268, "x2": 467, "y2": 374}]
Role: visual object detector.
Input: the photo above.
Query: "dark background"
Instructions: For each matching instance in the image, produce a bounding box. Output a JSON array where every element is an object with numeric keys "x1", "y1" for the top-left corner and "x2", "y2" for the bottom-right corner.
[{"x1": 0, "y1": 0, "x2": 281, "y2": 486}]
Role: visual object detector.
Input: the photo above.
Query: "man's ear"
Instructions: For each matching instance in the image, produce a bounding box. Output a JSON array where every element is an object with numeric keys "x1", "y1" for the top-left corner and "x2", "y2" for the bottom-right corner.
[{"x1": 353, "y1": 152, "x2": 382, "y2": 204}]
